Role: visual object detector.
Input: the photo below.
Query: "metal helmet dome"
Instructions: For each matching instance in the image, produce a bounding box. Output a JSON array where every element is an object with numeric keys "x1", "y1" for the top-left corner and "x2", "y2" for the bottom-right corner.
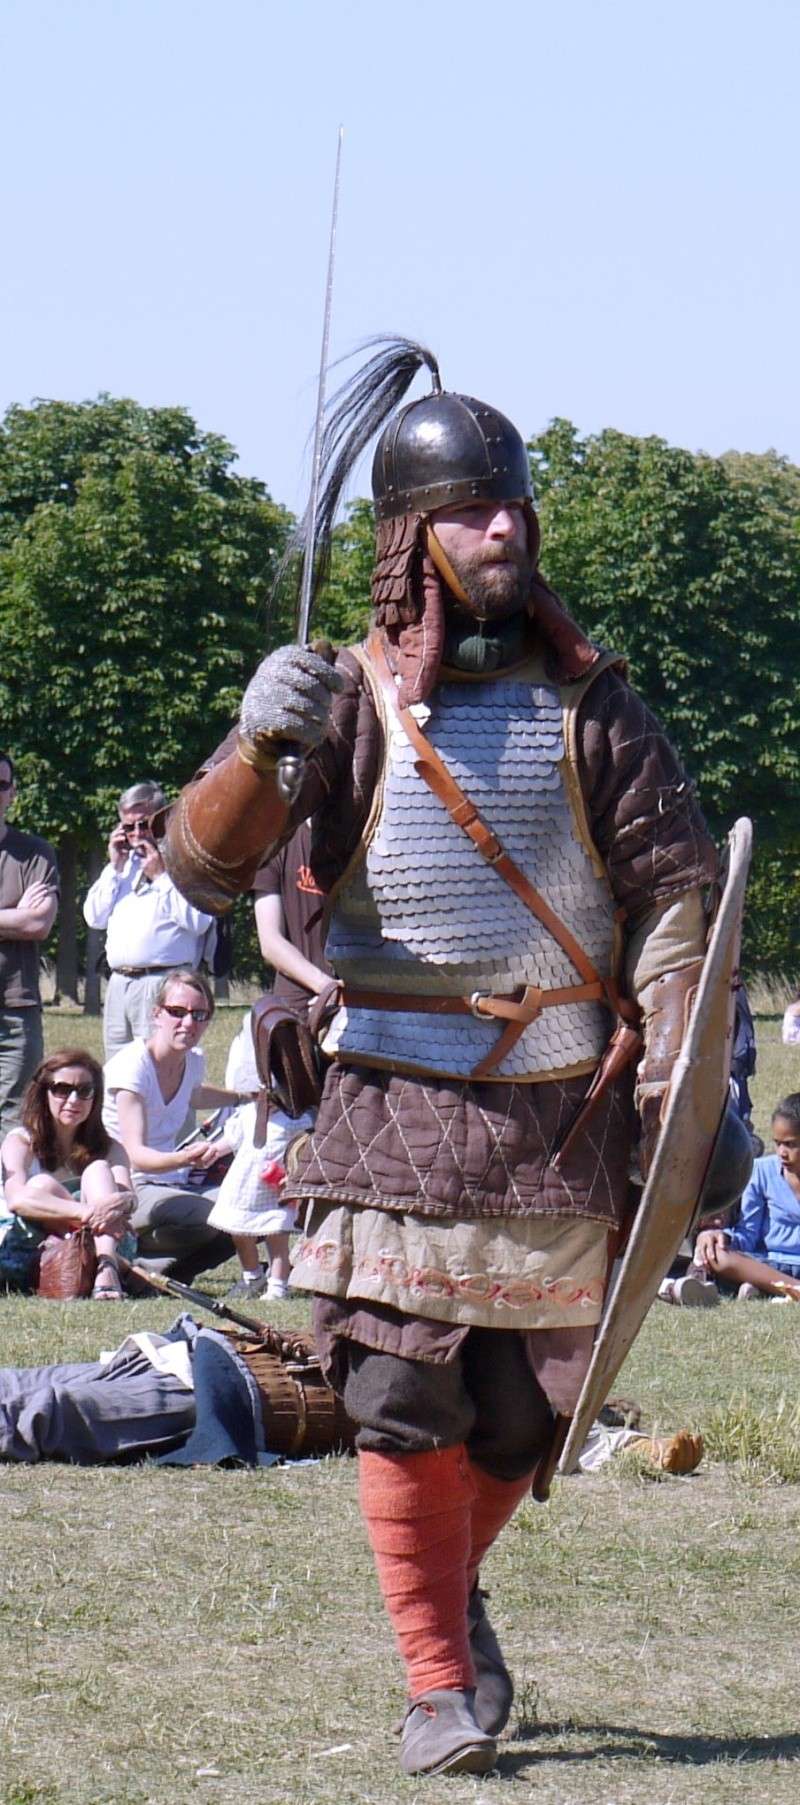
[{"x1": 372, "y1": 390, "x2": 533, "y2": 522}]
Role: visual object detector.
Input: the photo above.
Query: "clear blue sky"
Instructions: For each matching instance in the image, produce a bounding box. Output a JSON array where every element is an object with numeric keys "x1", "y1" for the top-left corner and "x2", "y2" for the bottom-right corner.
[{"x1": 1, "y1": 0, "x2": 797, "y2": 515}]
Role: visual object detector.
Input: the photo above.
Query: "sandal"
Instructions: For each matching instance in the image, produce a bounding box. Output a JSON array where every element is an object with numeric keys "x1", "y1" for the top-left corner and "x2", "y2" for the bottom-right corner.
[{"x1": 92, "y1": 1255, "x2": 124, "y2": 1302}]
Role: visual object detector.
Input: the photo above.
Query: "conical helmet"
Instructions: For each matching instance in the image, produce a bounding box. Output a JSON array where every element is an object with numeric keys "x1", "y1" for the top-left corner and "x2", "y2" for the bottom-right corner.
[{"x1": 372, "y1": 390, "x2": 533, "y2": 521}]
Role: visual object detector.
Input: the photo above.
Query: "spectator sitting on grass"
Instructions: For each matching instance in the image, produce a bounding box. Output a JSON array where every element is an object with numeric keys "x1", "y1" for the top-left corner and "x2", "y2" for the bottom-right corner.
[
  {"x1": 0, "y1": 1049, "x2": 134, "y2": 1299},
  {"x1": 695, "y1": 1093, "x2": 800, "y2": 1301},
  {"x1": 102, "y1": 969, "x2": 249, "y2": 1283}
]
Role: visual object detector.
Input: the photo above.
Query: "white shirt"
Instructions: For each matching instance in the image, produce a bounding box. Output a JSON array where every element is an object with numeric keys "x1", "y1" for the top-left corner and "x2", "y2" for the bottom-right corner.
[
  {"x1": 224, "y1": 1011, "x2": 260, "y2": 1094},
  {"x1": 83, "y1": 858, "x2": 215, "y2": 972},
  {"x1": 103, "y1": 1037, "x2": 205, "y2": 1185}
]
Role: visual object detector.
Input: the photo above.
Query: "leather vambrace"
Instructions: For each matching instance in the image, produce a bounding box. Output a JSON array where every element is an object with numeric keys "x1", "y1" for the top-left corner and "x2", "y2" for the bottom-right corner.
[
  {"x1": 157, "y1": 739, "x2": 289, "y2": 915},
  {"x1": 635, "y1": 958, "x2": 705, "y2": 1180}
]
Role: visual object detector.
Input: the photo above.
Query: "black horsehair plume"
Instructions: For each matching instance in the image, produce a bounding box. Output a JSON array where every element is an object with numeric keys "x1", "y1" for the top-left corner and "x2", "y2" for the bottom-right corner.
[{"x1": 272, "y1": 336, "x2": 441, "y2": 633}]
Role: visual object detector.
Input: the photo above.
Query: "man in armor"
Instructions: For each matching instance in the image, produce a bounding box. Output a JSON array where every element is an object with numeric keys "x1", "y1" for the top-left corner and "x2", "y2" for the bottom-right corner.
[{"x1": 161, "y1": 341, "x2": 718, "y2": 1778}]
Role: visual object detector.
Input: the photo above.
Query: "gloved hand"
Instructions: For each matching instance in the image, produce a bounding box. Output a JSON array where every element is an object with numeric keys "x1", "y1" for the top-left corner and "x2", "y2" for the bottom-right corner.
[{"x1": 239, "y1": 645, "x2": 344, "y2": 752}]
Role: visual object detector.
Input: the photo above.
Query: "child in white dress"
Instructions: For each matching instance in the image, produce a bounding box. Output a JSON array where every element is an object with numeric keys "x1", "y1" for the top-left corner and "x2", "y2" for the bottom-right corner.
[
  {"x1": 207, "y1": 1014, "x2": 314, "y2": 1300},
  {"x1": 208, "y1": 819, "x2": 332, "y2": 1301}
]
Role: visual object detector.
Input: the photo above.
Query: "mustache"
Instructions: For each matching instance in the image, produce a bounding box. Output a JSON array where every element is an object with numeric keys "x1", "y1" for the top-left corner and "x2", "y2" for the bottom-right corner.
[{"x1": 472, "y1": 544, "x2": 528, "y2": 567}]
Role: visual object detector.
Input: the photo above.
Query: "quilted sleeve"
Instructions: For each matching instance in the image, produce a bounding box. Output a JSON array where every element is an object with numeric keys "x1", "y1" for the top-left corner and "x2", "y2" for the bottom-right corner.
[{"x1": 577, "y1": 668, "x2": 718, "y2": 920}]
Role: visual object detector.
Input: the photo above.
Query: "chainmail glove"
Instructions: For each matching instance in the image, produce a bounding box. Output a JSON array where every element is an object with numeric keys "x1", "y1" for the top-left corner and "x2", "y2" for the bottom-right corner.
[{"x1": 239, "y1": 645, "x2": 344, "y2": 752}]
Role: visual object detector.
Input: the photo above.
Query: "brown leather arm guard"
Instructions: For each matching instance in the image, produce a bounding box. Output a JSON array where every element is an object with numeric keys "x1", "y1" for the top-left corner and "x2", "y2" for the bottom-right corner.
[
  {"x1": 635, "y1": 958, "x2": 704, "y2": 1180},
  {"x1": 156, "y1": 737, "x2": 289, "y2": 915}
]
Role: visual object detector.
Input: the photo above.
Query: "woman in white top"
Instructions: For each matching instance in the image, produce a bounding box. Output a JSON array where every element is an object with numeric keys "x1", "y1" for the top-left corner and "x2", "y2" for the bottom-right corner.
[
  {"x1": 0, "y1": 1048, "x2": 133, "y2": 1299},
  {"x1": 103, "y1": 969, "x2": 249, "y2": 1282}
]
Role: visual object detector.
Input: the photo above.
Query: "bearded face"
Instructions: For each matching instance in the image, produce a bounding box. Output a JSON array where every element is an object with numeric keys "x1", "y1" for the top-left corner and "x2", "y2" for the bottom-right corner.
[{"x1": 428, "y1": 502, "x2": 532, "y2": 621}]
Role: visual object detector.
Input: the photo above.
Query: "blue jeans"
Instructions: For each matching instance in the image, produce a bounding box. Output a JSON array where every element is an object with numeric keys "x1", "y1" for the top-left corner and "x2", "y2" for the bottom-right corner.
[{"x1": 0, "y1": 1008, "x2": 43, "y2": 1139}]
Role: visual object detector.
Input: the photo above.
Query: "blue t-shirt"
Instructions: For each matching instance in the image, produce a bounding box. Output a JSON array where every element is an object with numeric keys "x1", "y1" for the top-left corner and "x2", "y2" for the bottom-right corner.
[{"x1": 729, "y1": 1154, "x2": 800, "y2": 1270}]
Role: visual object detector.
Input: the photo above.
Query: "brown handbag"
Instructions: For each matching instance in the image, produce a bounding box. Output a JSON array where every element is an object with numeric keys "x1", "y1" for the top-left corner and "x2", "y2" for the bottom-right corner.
[
  {"x1": 36, "y1": 1226, "x2": 97, "y2": 1300},
  {"x1": 250, "y1": 980, "x2": 340, "y2": 1145}
]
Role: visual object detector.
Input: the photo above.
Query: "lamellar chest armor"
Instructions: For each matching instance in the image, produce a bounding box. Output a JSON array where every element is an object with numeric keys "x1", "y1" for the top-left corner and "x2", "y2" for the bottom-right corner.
[{"x1": 322, "y1": 669, "x2": 619, "y2": 1083}]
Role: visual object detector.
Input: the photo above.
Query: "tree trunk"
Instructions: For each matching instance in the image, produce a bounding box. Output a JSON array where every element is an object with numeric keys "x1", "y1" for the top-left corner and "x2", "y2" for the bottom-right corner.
[
  {"x1": 83, "y1": 843, "x2": 104, "y2": 1016},
  {"x1": 55, "y1": 832, "x2": 79, "y2": 1005},
  {"x1": 214, "y1": 975, "x2": 230, "y2": 1001}
]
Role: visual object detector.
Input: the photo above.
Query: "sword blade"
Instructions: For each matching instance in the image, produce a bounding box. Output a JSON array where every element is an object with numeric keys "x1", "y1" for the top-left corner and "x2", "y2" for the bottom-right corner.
[
  {"x1": 297, "y1": 124, "x2": 344, "y2": 647},
  {"x1": 276, "y1": 126, "x2": 343, "y2": 805}
]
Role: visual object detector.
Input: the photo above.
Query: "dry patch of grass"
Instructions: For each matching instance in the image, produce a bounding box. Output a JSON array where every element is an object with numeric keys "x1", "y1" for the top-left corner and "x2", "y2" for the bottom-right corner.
[{"x1": 705, "y1": 1393, "x2": 800, "y2": 1483}]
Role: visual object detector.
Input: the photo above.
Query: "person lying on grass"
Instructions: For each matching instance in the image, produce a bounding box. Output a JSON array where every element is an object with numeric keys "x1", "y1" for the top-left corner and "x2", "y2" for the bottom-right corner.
[
  {"x1": 0, "y1": 1048, "x2": 134, "y2": 1299},
  {"x1": 695, "y1": 1092, "x2": 800, "y2": 1301}
]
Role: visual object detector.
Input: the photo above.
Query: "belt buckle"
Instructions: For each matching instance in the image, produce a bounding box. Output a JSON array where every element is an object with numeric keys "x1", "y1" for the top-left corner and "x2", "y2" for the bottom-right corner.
[{"x1": 469, "y1": 990, "x2": 491, "y2": 1019}]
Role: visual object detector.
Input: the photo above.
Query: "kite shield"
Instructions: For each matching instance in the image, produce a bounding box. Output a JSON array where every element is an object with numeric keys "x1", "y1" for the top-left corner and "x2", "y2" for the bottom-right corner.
[{"x1": 558, "y1": 816, "x2": 753, "y2": 1477}]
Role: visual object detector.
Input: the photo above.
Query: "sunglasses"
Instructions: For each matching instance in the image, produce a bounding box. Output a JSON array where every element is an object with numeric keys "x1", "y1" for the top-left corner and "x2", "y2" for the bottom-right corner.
[
  {"x1": 121, "y1": 821, "x2": 152, "y2": 839},
  {"x1": 0, "y1": 779, "x2": 14, "y2": 792},
  {"x1": 48, "y1": 1081, "x2": 95, "y2": 1101},
  {"x1": 159, "y1": 1003, "x2": 211, "y2": 1024}
]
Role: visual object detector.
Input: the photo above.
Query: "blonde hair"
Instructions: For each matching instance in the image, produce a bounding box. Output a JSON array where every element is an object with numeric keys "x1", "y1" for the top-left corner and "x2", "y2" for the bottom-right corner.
[{"x1": 153, "y1": 969, "x2": 215, "y2": 1017}]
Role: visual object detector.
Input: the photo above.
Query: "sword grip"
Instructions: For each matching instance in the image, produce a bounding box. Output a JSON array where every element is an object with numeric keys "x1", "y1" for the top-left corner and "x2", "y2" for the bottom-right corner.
[{"x1": 276, "y1": 748, "x2": 306, "y2": 804}]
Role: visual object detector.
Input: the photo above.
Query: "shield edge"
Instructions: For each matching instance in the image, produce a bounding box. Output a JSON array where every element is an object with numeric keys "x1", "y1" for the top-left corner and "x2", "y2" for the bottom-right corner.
[{"x1": 558, "y1": 816, "x2": 753, "y2": 1476}]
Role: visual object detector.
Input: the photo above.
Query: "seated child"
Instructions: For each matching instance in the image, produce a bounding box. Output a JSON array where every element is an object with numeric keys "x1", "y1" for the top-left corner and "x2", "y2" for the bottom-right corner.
[{"x1": 695, "y1": 1092, "x2": 800, "y2": 1300}]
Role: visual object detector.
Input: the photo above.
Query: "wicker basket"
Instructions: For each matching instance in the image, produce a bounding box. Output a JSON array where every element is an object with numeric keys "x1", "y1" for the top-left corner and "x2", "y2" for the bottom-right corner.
[{"x1": 223, "y1": 1328, "x2": 356, "y2": 1458}]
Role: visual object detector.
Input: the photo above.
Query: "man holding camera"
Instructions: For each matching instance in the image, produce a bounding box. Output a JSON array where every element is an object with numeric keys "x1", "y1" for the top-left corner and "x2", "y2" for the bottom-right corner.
[{"x1": 83, "y1": 781, "x2": 216, "y2": 1059}]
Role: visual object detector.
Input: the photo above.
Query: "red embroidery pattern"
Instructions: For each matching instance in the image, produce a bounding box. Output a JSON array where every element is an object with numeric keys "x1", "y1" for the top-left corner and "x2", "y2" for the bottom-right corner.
[{"x1": 292, "y1": 1237, "x2": 602, "y2": 1311}]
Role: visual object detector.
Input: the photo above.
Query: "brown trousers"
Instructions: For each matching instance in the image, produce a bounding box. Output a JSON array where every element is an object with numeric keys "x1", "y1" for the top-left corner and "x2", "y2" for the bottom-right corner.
[{"x1": 340, "y1": 1328, "x2": 554, "y2": 1481}]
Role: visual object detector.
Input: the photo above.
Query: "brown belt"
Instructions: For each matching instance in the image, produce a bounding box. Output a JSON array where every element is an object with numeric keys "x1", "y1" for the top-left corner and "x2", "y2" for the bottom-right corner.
[
  {"x1": 341, "y1": 981, "x2": 603, "y2": 1022},
  {"x1": 112, "y1": 965, "x2": 176, "y2": 978},
  {"x1": 340, "y1": 980, "x2": 606, "y2": 1080}
]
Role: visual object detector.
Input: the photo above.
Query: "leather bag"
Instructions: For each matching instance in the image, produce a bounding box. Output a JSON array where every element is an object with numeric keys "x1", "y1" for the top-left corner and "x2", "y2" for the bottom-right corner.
[
  {"x1": 36, "y1": 1227, "x2": 97, "y2": 1300},
  {"x1": 250, "y1": 981, "x2": 340, "y2": 1142}
]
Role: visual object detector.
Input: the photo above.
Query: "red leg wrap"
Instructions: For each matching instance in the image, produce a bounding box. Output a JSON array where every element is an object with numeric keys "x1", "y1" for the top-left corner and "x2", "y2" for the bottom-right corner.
[
  {"x1": 467, "y1": 1461, "x2": 535, "y2": 1591},
  {"x1": 358, "y1": 1445, "x2": 477, "y2": 1698}
]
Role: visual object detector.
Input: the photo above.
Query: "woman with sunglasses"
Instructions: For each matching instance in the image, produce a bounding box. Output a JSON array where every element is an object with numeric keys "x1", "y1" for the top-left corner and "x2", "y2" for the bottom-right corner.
[
  {"x1": 0, "y1": 1049, "x2": 134, "y2": 1298},
  {"x1": 102, "y1": 969, "x2": 248, "y2": 1281}
]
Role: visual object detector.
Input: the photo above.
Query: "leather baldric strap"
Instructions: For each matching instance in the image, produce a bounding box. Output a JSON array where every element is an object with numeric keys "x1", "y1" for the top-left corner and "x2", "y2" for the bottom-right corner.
[{"x1": 362, "y1": 632, "x2": 642, "y2": 1123}]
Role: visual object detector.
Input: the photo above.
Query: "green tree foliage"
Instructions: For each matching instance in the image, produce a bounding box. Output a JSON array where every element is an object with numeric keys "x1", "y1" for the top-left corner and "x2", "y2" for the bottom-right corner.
[
  {"x1": 0, "y1": 396, "x2": 290, "y2": 992},
  {"x1": 0, "y1": 396, "x2": 290, "y2": 830},
  {"x1": 528, "y1": 421, "x2": 800, "y2": 973}
]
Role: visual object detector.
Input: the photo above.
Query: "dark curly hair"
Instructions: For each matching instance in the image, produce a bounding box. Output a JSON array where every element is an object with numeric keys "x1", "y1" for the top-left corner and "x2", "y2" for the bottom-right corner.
[
  {"x1": 21, "y1": 1048, "x2": 110, "y2": 1176},
  {"x1": 773, "y1": 1095, "x2": 800, "y2": 1133}
]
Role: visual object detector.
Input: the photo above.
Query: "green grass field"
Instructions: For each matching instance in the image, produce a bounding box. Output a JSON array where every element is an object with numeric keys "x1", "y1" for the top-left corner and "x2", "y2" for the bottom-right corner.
[{"x1": 0, "y1": 1005, "x2": 798, "y2": 1803}]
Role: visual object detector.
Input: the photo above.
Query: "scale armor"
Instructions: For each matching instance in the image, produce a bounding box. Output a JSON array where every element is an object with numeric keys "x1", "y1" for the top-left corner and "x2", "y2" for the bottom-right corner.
[{"x1": 323, "y1": 674, "x2": 617, "y2": 1081}]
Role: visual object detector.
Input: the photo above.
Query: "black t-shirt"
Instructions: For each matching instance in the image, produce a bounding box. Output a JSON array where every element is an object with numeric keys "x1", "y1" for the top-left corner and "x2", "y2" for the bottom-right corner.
[{"x1": 252, "y1": 822, "x2": 330, "y2": 1010}]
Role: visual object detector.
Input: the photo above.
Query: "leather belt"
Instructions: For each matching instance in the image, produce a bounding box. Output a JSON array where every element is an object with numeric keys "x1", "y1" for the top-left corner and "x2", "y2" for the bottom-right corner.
[
  {"x1": 340, "y1": 981, "x2": 607, "y2": 1081},
  {"x1": 112, "y1": 965, "x2": 176, "y2": 978},
  {"x1": 341, "y1": 982, "x2": 604, "y2": 1022}
]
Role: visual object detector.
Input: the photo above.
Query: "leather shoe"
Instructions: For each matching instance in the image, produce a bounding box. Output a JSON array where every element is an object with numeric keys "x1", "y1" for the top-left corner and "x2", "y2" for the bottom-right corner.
[
  {"x1": 400, "y1": 1688, "x2": 497, "y2": 1776},
  {"x1": 468, "y1": 1585, "x2": 514, "y2": 1734}
]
